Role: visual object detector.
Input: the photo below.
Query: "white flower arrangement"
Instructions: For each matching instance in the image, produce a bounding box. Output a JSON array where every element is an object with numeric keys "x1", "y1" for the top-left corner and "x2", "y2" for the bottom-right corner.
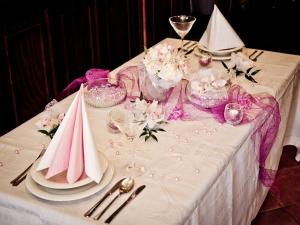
[
  {"x1": 222, "y1": 52, "x2": 261, "y2": 83},
  {"x1": 142, "y1": 43, "x2": 187, "y2": 89},
  {"x1": 129, "y1": 95, "x2": 166, "y2": 141},
  {"x1": 108, "y1": 94, "x2": 166, "y2": 142},
  {"x1": 36, "y1": 100, "x2": 65, "y2": 139}
]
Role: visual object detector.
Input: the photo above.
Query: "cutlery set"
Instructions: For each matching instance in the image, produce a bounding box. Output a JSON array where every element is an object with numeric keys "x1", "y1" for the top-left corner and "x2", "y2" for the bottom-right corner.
[
  {"x1": 249, "y1": 50, "x2": 264, "y2": 61},
  {"x1": 10, "y1": 147, "x2": 46, "y2": 186},
  {"x1": 84, "y1": 178, "x2": 146, "y2": 223},
  {"x1": 181, "y1": 41, "x2": 198, "y2": 56}
]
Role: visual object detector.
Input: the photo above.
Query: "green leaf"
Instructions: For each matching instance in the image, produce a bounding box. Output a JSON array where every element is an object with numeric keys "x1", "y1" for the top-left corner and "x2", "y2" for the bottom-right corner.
[
  {"x1": 145, "y1": 135, "x2": 150, "y2": 142},
  {"x1": 251, "y1": 69, "x2": 261, "y2": 76},
  {"x1": 38, "y1": 130, "x2": 50, "y2": 135},
  {"x1": 221, "y1": 61, "x2": 229, "y2": 72},
  {"x1": 139, "y1": 131, "x2": 147, "y2": 137},
  {"x1": 49, "y1": 126, "x2": 59, "y2": 135},
  {"x1": 151, "y1": 134, "x2": 158, "y2": 142},
  {"x1": 157, "y1": 121, "x2": 168, "y2": 125},
  {"x1": 157, "y1": 128, "x2": 166, "y2": 132},
  {"x1": 139, "y1": 92, "x2": 144, "y2": 101},
  {"x1": 245, "y1": 74, "x2": 257, "y2": 83},
  {"x1": 151, "y1": 129, "x2": 158, "y2": 133},
  {"x1": 236, "y1": 70, "x2": 243, "y2": 76},
  {"x1": 246, "y1": 67, "x2": 253, "y2": 74}
]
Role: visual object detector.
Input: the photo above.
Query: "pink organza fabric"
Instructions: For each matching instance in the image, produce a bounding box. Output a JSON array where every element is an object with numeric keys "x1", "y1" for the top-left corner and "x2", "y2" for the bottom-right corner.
[
  {"x1": 57, "y1": 68, "x2": 109, "y2": 100},
  {"x1": 116, "y1": 66, "x2": 281, "y2": 187},
  {"x1": 59, "y1": 66, "x2": 280, "y2": 187}
]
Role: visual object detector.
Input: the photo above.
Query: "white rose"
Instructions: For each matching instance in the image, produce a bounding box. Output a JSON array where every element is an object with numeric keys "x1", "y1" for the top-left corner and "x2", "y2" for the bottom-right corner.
[
  {"x1": 145, "y1": 101, "x2": 164, "y2": 129},
  {"x1": 231, "y1": 52, "x2": 254, "y2": 73}
]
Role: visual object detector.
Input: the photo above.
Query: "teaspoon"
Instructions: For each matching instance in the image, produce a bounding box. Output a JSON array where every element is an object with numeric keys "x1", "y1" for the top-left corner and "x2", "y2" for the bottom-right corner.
[{"x1": 93, "y1": 177, "x2": 135, "y2": 220}]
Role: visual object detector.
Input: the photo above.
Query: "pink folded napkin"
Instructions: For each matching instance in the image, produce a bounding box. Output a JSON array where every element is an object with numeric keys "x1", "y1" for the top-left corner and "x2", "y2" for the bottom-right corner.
[{"x1": 37, "y1": 85, "x2": 104, "y2": 184}]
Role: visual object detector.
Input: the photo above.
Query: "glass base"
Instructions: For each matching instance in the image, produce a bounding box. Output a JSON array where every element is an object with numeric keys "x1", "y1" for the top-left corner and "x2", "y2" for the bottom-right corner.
[{"x1": 123, "y1": 162, "x2": 146, "y2": 178}]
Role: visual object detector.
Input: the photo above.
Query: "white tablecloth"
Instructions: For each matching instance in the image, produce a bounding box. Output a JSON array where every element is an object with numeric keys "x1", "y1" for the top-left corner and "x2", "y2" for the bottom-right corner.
[{"x1": 0, "y1": 38, "x2": 299, "y2": 225}]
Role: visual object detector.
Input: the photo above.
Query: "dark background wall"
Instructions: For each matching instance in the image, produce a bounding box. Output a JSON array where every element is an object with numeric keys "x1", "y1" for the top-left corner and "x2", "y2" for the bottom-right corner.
[{"x1": 0, "y1": 0, "x2": 299, "y2": 135}]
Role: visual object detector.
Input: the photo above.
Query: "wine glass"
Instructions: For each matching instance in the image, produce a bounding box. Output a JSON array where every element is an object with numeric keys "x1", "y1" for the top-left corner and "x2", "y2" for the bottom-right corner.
[
  {"x1": 169, "y1": 15, "x2": 196, "y2": 51},
  {"x1": 107, "y1": 108, "x2": 146, "y2": 177}
]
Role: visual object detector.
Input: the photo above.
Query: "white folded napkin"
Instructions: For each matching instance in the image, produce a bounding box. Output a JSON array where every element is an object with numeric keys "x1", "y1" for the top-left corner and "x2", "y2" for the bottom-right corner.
[
  {"x1": 37, "y1": 85, "x2": 104, "y2": 184},
  {"x1": 199, "y1": 4, "x2": 244, "y2": 51}
]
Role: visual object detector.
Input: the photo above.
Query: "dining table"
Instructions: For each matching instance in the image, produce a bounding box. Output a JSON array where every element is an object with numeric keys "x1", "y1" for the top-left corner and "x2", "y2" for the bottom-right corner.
[{"x1": 0, "y1": 38, "x2": 300, "y2": 225}]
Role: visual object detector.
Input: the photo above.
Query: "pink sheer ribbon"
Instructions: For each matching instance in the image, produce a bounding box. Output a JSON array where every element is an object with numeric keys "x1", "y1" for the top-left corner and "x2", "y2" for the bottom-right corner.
[
  {"x1": 57, "y1": 68, "x2": 109, "y2": 100},
  {"x1": 117, "y1": 66, "x2": 281, "y2": 187}
]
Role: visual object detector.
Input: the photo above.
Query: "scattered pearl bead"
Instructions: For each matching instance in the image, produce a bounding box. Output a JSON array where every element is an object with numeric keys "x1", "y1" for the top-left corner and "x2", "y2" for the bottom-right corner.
[
  {"x1": 194, "y1": 129, "x2": 200, "y2": 134},
  {"x1": 175, "y1": 176, "x2": 180, "y2": 182},
  {"x1": 149, "y1": 173, "x2": 154, "y2": 178},
  {"x1": 14, "y1": 149, "x2": 20, "y2": 154},
  {"x1": 169, "y1": 146, "x2": 175, "y2": 152},
  {"x1": 115, "y1": 151, "x2": 120, "y2": 156},
  {"x1": 195, "y1": 169, "x2": 200, "y2": 174}
]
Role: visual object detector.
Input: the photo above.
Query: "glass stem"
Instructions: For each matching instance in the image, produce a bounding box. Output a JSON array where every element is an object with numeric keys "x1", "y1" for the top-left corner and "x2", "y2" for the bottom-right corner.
[{"x1": 180, "y1": 38, "x2": 184, "y2": 51}]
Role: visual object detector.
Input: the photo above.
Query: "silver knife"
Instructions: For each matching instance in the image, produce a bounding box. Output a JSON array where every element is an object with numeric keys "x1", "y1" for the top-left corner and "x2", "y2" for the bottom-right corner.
[
  {"x1": 104, "y1": 185, "x2": 146, "y2": 224},
  {"x1": 84, "y1": 178, "x2": 126, "y2": 217}
]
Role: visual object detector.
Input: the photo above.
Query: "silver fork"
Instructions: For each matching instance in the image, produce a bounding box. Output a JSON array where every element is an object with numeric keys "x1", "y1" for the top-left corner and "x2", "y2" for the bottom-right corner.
[
  {"x1": 178, "y1": 41, "x2": 192, "y2": 51},
  {"x1": 248, "y1": 50, "x2": 257, "y2": 59},
  {"x1": 182, "y1": 41, "x2": 197, "y2": 52},
  {"x1": 10, "y1": 147, "x2": 46, "y2": 186},
  {"x1": 252, "y1": 51, "x2": 264, "y2": 62}
]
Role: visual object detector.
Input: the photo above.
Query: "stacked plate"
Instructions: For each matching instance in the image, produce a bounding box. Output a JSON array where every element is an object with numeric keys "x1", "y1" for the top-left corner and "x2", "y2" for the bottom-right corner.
[
  {"x1": 25, "y1": 152, "x2": 114, "y2": 201},
  {"x1": 194, "y1": 43, "x2": 243, "y2": 61}
]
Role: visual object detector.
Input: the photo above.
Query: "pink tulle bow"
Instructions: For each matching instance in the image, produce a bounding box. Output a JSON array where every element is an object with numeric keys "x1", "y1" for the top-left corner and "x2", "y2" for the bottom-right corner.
[{"x1": 57, "y1": 68, "x2": 109, "y2": 100}]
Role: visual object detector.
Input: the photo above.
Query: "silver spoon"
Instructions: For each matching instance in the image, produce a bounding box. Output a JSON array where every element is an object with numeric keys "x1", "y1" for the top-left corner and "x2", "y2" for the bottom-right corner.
[{"x1": 93, "y1": 177, "x2": 135, "y2": 220}]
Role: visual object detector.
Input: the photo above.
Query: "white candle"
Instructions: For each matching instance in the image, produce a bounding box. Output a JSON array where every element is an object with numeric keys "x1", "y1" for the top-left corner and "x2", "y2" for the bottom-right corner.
[{"x1": 229, "y1": 109, "x2": 239, "y2": 118}]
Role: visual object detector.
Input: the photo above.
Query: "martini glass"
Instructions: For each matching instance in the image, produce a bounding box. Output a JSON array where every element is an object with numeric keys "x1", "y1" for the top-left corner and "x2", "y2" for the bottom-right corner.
[
  {"x1": 169, "y1": 15, "x2": 196, "y2": 51},
  {"x1": 107, "y1": 108, "x2": 146, "y2": 177}
]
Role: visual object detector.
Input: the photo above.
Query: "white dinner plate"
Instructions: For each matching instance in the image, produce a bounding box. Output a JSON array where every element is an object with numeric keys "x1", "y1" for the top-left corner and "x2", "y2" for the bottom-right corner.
[
  {"x1": 25, "y1": 163, "x2": 114, "y2": 202},
  {"x1": 197, "y1": 44, "x2": 244, "y2": 56},
  {"x1": 30, "y1": 151, "x2": 108, "y2": 190},
  {"x1": 194, "y1": 47, "x2": 232, "y2": 61}
]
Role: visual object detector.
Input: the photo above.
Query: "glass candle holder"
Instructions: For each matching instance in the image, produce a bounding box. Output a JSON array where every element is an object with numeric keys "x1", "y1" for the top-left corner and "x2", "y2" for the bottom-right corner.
[
  {"x1": 198, "y1": 51, "x2": 212, "y2": 67},
  {"x1": 224, "y1": 103, "x2": 243, "y2": 125}
]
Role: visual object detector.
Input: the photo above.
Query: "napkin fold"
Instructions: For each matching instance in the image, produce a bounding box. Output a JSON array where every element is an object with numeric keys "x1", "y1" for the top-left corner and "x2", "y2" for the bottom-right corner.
[
  {"x1": 199, "y1": 4, "x2": 244, "y2": 51},
  {"x1": 37, "y1": 85, "x2": 103, "y2": 184}
]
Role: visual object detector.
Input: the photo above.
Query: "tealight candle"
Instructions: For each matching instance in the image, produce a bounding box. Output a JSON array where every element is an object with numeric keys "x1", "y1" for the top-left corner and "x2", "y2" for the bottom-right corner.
[
  {"x1": 229, "y1": 109, "x2": 239, "y2": 118},
  {"x1": 199, "y1": 52, "x2": 212, "y2": 67},
  {"x1": 224, "y1": 103, "x2": 243, "y2": 125}
]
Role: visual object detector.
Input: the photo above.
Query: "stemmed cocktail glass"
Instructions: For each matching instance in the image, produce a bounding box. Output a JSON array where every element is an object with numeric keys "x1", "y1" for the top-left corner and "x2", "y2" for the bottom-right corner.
[{"x1": 169, "y1": 15, "x2": 196, "y2": 51}]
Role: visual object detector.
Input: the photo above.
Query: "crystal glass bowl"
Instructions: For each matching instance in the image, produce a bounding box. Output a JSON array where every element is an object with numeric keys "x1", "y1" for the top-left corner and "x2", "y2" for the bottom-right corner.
[
  {"x1": 186, "y1": 79, "x2": 228, "y2": 108},
  {"x1": 84, "y1": 78, "x2": 127, "y2": 108}
]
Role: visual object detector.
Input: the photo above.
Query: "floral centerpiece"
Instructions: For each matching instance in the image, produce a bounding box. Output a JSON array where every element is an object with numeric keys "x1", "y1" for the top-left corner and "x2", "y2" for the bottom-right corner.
[
  {"x1": 139, "y1": 43, "x2": 187, "y2": 101},
  {"x1": 107, "y1": 94, "x2": 166, "y2": 142},
  {"x1": 222, "y1": 52, "x2": 261, "y2": 83}
]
